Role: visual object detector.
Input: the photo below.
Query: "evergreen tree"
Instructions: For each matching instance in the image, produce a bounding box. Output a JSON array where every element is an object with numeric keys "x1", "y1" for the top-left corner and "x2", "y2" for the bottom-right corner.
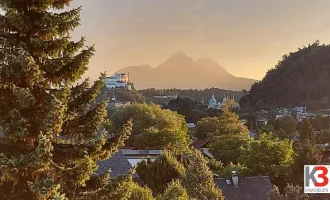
[
  {"x1": 136, "y1": 151, "x2": 186, "y2": 195},
  {"x1": 291, "y1": 140, "x2": 323, "y2": 186},
  {"x1": 0, "y1": 1, "x2": 132, "y2": 199},
  {"x1": 181, "y1": 150, "x2": 224, "y2": 200},
  {"x1": 268, "y1": 184, "x2": 309, "y2": 200},
  {"x1": 300, "y1": 118, "x2": 315, "y2": 143},
  {"x1": 128, "y1": 183, "x2": 154, "y2": 200},
  {"x1": 157, "y1": 180, "x2": 190, "y2": 200}
]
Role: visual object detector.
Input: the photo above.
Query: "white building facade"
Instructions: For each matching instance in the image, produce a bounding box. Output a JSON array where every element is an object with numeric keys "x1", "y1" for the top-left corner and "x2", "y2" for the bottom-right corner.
[{"x1": 102, "y1": 73, "x2": 132, "y2": 90}]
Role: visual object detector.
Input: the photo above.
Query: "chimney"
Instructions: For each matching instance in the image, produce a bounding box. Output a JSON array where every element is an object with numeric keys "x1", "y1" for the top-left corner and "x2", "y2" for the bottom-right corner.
[{"x1": 231, "y1": 171, "x2": 239, "y2": 188}]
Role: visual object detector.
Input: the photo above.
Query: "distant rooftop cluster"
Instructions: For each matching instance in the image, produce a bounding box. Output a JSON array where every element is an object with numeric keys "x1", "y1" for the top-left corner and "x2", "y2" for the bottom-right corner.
[{"x1": 203, "y1": 93, "x2": 239, "y2": 109}]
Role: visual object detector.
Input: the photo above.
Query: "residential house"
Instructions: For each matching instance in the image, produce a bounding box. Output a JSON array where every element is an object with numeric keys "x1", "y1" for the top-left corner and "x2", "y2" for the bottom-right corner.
[
  {"x1": 279, "y1": 108, "x2": 290, "y2": 114},
  {"x1": 191, "y1": 138, "x2": 214, "y2": 158},
  {"x1": 214, "y1": 171, "x2": 273, "y2": 200},
  {"x1": 187, "y1": 123, "x2": 196, "y2": 129},
  {"x1": 276, "y1": 113, "x2": 291, "y2": 120},
  {"x1": 97, "y1": 151, "x2": 139, "y2": 179},
  {"x1": 295, "y1": 106, "x2": 307, "y2": 113},
  {"x1": 119, "y1": 148, "x2": 162, "y2": 167},
  {"x1": 256, "y1": 117, "x2": 268, "y2": 126},
  {"x1": 296, "y1": 112, "x2": 308, "y2": 122}
]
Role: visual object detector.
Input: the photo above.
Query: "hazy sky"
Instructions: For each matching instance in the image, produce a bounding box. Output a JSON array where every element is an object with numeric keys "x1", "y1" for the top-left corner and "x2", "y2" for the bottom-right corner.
[{"x1": 71, "y1": 0, "x2": 330, "y2": 80}]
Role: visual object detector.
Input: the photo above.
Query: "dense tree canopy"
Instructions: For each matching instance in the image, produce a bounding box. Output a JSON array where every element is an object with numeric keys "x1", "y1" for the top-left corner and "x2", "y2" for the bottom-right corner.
[
  {"x1": 164, "y1": 97, "x2": 222, "y2": 123},
  {"x1": 194, "y1": 117, "x2": 222, "y2": 138},
  {"x1": 128, "y1": 183, "x2": 154, "y2": 200},
  {"x1": 269, "y1": 116, "x2": 297, "y2": 139},
  {"x1": 210, "y1": 134, "x2": 251, "y2": 165},
  {"x1": 110, "y1": 103, "x2": 191, "y2": 151},
  {"x1": 140, "y1": 88, "x2": 244, "y2": 104},
  {"x1": 180, "y1": 150, "x2": 224, "y2": 200},
  {"x1": 157, "y1": 180, "x2": 190, "y2": 200},
  {"x1": 136, "y1": 151, "x2": 186, "y2": 195},
  {"x1": 0, "y1": 0, "x2": 136, "y2": 199},
  {"x1": 291, "y1": 141, "x2": 323, "y2": 186},
  {"x1": 96, "y1": 87, "x2": 146, "y2": 104},
  {"x1": 269, "y1": 184, "x2": 309, "y2": 200},
  {"x1": 300, "y1": 118, "x2": 315, "y2": 143},
  {"x1": 239, "y1": 133, "x2": 294, "y2": 188},
  {"x1": 137, "y1": 150, "x2": 224, "y2": 200},
  {"x1": 240, "y1": 41, "x2": 330, "y2": 110}
]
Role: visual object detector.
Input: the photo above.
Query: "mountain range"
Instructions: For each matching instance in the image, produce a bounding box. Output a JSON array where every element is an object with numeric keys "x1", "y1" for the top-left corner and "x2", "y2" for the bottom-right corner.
[{"x1": 116, "y1": 52, "x2": 258, "y2": 91}]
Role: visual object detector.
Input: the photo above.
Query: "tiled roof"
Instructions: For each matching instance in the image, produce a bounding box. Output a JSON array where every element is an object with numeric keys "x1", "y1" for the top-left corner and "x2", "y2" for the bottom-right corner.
[
  {"x1": 191, "y1": 138, "x2": 210, "y2": 149},
  {"x1": 96, "y1": 151, "x2": 139, "y2": 179},
  {"x1": 215, "y1": 176, "x2": 273, "y2": 200}
]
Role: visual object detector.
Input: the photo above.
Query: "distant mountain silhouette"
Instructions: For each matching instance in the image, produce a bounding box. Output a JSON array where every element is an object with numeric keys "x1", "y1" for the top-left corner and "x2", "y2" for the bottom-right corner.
[{"x1": 117, "y1": 52, "x2": 257, "y2": 90}]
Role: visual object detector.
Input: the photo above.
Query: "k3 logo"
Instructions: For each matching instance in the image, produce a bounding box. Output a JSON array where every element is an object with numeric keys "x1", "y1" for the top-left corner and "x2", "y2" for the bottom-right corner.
[{"x1": 304, "y1": 165, "x2": 330, "y2": 193}]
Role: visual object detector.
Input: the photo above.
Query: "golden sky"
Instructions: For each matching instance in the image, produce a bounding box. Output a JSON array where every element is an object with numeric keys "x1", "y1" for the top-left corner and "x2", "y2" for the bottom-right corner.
[{"x1": 71, "y1": 0, "x2": 330, "y2": 80}]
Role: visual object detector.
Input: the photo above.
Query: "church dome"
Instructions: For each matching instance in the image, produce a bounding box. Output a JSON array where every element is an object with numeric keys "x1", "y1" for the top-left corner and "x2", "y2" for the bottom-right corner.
[{"x1": 209, "y1": 94, "x2": 217, "y2": 106}]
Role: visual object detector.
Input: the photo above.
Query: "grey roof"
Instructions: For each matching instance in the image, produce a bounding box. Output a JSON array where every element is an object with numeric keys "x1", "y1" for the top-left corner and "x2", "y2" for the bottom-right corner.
[
  {"x1": 215, "y1": 176, "x2": 273, "y2": 200},
  {"x1": 120, "y1": 149, "x2": 162, "y2": 156},
  {"x1": 97, "y1": 151, "x2": 139, "y2": 179}
]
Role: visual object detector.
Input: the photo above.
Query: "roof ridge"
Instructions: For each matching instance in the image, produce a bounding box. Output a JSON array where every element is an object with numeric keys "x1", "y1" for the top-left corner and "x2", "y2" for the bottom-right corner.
[{"x1": 214, "y1": 176, "x2": 270, "y2": 180}]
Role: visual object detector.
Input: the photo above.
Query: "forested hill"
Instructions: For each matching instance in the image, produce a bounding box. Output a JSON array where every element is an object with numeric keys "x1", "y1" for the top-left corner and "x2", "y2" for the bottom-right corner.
[{"x1": 240, "y1": 41, "x2": 330, "y2": 110}]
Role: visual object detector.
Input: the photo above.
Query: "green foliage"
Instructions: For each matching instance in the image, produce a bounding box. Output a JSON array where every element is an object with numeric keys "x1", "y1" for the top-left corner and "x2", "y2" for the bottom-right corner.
[
  {"x1": 194, "y1": 117, "x2": 221, "y2": 138},
  {"x1": 259, "y1": 124, "x2": 275, "y2": 134},
  {"x1": 141, "y1": 88, "x2": 244, "y2": 105},
  {"x1": 110, "y1": 103, "x2": 191, "y2": 151},
  {"x1": 129, "y1": 183, "x2": 154, "y2": 200},
  {"x1": 210, "y1": 134, "x2": 251, "y2": 165},
  {"x1": 97, "y1": 87, "x2": 146, "y2": 104},
  {"x1": 277, "y1": 116, "x2": 297, "y2": 139},
  {"x1": 207, "y1": 158, "x2": 224, "y2": 175},
  {"x1": 268, "y1": 116, "x2": 298, "y2": 139},
  {"x1": 0, "y1": 1, "x2": 134, "y2": 199},
  {"x1": 164, "y1": 97, "x2": 221, "y2": 123},
  {"x1": 181, "y1": 150, "x2": 224, "y2": 200},
  {"x1": 157, "y1": 180, "x2": 190, "y2": 200},
  {"x1": 316, "y1": 130, "x2": 330, "y2": 144},
  {"x1": 300, "y1": 118, "x2": 315, "y2": 143},
  {"x1": 217, "y1": 162, "x2": 248, "y2": 177},
  {"x1": 268, "y1": 184, "x2": 309, "y2": 200},
  {"x1": 240, "y1": 41, "x2": 330, "y2": 110},
  {"x1": 239, "y1": 133, "x2": 294, "y2": 187},
  {"x1": 136, "y1": 151, "x2": 186, "y2": 195},
  {"x1": 194, "y1": 102, "x2": 249, "y2": 140},
  {"x1": 291, "y1": 140, "x2": 323, "y2": 186},
  {"x1": 311, "y1": 115, "x2": 330, "y2": 131}
]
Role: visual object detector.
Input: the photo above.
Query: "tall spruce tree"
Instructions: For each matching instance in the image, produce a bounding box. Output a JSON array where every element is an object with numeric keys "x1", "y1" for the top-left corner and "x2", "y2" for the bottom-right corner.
[
  {"x1": 0, "y1": 1, "x2": 132, "y2": 199},
  {"x1": 300, "y1": 118, "x2": 315, "y2": 143}
]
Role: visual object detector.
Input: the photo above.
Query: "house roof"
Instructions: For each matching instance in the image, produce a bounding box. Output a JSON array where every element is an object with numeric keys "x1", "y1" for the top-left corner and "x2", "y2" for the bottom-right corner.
[
  {"x1": 96, "y1": 151, "x2": 139, "y2": 179},
  {"x1": 191, "y1": 138, "x2": 210, "y2": 149},
  {"x1": 214, "y1": 176, "x2": 273, "y2": 200}
]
